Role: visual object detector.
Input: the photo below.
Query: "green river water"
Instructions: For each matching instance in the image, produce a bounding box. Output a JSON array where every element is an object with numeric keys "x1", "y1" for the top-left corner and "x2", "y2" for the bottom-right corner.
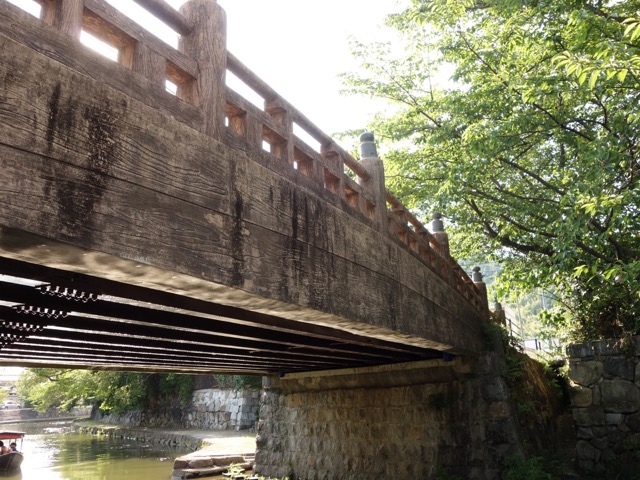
[{"x1": 1, "y1": 422, "x2": 196, "y2": 480}]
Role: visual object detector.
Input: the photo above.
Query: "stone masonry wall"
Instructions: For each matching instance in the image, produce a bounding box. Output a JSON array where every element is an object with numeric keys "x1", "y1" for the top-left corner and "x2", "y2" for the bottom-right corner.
[
  {"x1": 186, "y1": 388, "x2": 260, "y2": 431},
  {"x1": 567, "y1": 337, "x2": 640, "y2": 478},
  {"x1": 255, "y1": 351, "x2": 526, "y2": 480},
  {"x1": 94, "y1": 388, "x2": 260, "y2": 431}
]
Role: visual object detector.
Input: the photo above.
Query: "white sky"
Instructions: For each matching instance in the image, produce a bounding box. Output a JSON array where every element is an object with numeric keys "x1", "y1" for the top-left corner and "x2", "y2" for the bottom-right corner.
[
  {"x1": 174, "y1": 0, "x2": 408, "y2": 136},
  {"x1": 9, "y1": 0, "x2": 408, "y2": 140}
]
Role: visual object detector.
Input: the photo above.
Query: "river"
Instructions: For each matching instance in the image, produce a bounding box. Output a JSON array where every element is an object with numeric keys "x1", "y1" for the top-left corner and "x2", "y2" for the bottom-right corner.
[{"x1": 0, "y1": 422, "x2": 195, "y2": 480}]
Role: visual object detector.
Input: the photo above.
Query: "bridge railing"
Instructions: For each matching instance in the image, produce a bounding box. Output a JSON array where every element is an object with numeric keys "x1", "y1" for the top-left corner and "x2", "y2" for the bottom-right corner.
[
  {"x1": 14, "y1": 0, "x2": 489, "y2": 318},
  {"x1": 223, "y1": 51, "x2": 378, "y2": 222}
]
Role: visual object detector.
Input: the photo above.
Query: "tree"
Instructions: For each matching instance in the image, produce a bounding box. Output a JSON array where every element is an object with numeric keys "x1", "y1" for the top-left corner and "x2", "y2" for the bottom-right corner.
[
  {"x1": 17, "y1": 369, "x2": 193, "y2": 414},
  {"x1": 341, "y1": 0, "x2": 640, "y2": 340}
]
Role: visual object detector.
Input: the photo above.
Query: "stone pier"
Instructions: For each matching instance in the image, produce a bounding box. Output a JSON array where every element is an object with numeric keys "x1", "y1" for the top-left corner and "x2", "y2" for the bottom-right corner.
[{"x1": 254, "y1": 347, "x2": 525, "y2": 480}]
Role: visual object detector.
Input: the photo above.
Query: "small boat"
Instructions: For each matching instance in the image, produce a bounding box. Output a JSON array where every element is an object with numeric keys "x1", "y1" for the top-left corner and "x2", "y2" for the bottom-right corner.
[{"x1": 0, "y1": 431, "x2": 25, "y2": 472}]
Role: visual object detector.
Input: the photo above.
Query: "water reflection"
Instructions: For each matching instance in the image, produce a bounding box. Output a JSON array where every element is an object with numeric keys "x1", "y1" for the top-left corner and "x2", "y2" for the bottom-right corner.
[{"x1": 1, "y1": 423, "x2": 193, "y2": 480}]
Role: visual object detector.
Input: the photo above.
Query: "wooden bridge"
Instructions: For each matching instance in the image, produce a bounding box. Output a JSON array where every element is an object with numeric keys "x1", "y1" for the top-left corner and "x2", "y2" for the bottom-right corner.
[{"x1": 0, "y1": 0, "x2": 489, "y2": 375}]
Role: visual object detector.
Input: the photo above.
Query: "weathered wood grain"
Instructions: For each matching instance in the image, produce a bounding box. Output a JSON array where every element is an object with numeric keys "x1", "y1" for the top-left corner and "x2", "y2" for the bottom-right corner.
[
  {"x1": 83, "y1": 0, "x2": 198, "y2": 79},
  {"x1": 0, "y1": 3, "x2": 202, "y2": 131},
  {"x1": 0, "y1": 9, "x2": 484, "y2": 353},
  {"x1": 179, "y1": 0, "x2": 226, "y2": 139},
  {"x1": 0, "y1": 37, "x2": 226, "y2": 210},
  {"x1": 132, "y1": 0, "x2": 194, "y2": 36}
]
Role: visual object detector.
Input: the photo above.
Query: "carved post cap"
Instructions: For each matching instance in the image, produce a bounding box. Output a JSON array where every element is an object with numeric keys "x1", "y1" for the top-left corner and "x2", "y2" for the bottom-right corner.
[
  {"x1": 472, "y1": 266, "x2": 483, "y2": 282},
  {"x1": 430, "y1": 212, "x2": 444, "y2": 232},
  {"x1": 359, "y1": 132, "x2": 378, "y2": 159}
]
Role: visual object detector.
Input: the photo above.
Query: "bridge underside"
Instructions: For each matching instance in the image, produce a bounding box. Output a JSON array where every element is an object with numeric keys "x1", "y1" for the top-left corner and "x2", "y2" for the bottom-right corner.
[
  {"x1": 0, "y1": 4, "x2": 484, "y2": 375},
  {"x1": 0, "y1": 231, "x2": 443, "y2": 375}
]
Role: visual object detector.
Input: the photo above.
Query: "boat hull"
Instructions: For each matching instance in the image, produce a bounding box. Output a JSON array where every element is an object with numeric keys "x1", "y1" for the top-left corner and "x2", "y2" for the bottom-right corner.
[{"x1": 0, "y1": 452, "x2": 23, "y2": 471}]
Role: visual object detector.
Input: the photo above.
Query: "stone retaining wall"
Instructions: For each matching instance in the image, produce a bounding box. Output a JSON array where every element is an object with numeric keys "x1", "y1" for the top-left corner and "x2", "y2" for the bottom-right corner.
[
  {"x1": 187, "y1": 388, "x2": 260, "y2": 431},
  {"x1": 255, "y1": 351, "x2": 528, "y2": 480},
  {"x1": 0, "y1": 406, "x2": 91, "y2": 424},
  {"x1": 567, "y1": 337, "x2": 640, "y2": 478},
  {"x1": 94, "y1": 388, "x2": 260, "y2": 431}
]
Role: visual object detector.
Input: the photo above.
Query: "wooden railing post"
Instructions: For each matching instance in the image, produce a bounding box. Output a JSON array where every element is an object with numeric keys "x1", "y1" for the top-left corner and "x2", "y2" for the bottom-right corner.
[
  {"x1": 430, "y1": 212, "x2": 450, "y2": 258},
  {"x1": 179, "y1": 0, "x2": 227, "y2": 139},
  {"x1": 265, "y1": 100, "x2": 294, "y2": 165},
  {"x1": 41, "y1": 0, "x2": 84, "y2": 39},
  {"x1": 492, "y1": 300, "x2": 507, "y2": 326},
  {"x1": 471, "y1": 266, "x2": 490, "y2": 316},
  {"x1": 130, "y1": 43, "x2": 166, "y2": 88},
  {"x1": 358, "y1": 132, "x2": 386, "y2": 230}
]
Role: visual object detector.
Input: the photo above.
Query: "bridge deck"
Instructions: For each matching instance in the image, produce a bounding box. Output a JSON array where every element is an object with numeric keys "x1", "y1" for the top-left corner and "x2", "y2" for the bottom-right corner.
[{"x1": 0, "y1": 0, "x2": 488, "y2": 374}]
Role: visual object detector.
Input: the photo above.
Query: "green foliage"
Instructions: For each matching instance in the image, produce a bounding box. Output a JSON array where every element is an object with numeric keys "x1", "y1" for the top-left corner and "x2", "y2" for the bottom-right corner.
[
  {"x1": 342, "y1": 0, "x2": 640, "y2": 339},
  {"x1": 212, "y1": 374, "x2": 262, "y2": 390},
  {"x1": 17, "y1": 369, "x2": 194, "y2": 414},
  {"x1": 148, "y1": 373, "x2": 194, "y2": 404},
  {"x1": 505, "y1": 455, "x2": 560, "y2": 480},
  {"x1": 225, "y1": 464, "x2": 246, "y2": 477}
]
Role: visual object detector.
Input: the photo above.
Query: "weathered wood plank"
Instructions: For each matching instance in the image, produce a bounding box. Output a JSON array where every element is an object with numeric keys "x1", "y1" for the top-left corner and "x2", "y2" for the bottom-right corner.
[
  {"x1": 0, "y1": 146, "x2": 233, "y2": 276},
  {"x1": 83, "y1": 0, "x2": 198, "y2": 78},
  {"x1": 0, "y1": 33, "x2": 224, "y2": 209},
  {"x1": 130, "y1": 42, "x2": 166, "y2": 87},
  {"x1": 0, "y1": 3, "x2": 202, "y2": 130},
  {"x1": 179, "y1": 0, "x2": 226, "y2": 139},
  {"x1": 50, "y1": 0, "x2": 84, "y2": 38},
  {"x1": 132, "y1": 0, "x2": 194, "y2": 36}
]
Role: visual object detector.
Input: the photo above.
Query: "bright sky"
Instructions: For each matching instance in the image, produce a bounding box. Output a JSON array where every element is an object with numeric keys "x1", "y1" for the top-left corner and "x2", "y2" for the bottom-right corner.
[
  {"x1": 9, "y1": 0, "x2": 408, "y2": 139},
  {"x1": 173, "y1": 0, "x2": 408, "y2": 136}
]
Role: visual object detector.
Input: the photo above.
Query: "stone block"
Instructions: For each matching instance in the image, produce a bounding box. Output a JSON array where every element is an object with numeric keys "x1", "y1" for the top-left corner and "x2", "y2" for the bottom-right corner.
[
  {"x1": 622, "y1": 433, "x2": 640, "y2": 450},
  {"x1": 571, "y1": 385, "x2": 593, "y2": 407},
  {"x1": 569, "y1": 360, "x2": 603, "y2": 387},
  {"x1": 592, "y1": 437, "x2": 609, "y2": 450},
  {"x1": 593, "y1": 384, "x2": 602, "y2": 405},
  {"x1": 577, "y1": 427, "x2": 594, "y2": 439},
  {"x1": 594, "y1": 339, "x2": 624, "y2": 356},
  {"x1": 188, "y1": 458, "x2": 214, "y2": 468},
  {"x1": 486, "y1": 401, "x2": 511, "y2": 421},
  {"x1": 576, "y1": 440, "x2": 600, "y2": 462},
  {"x1": 211, "y1": 455, "x2": 245, "y2": 466},
  {"x1": 567, "y1": 342, "x2": 595, "y2": 359},
  {"x1": 485, "y1": 418, "x2": 519, "y2": 445},
  {"x1": 605, "y1": 413, "x2": 624, "y2": 426},
  {"x1": 603, "y1": 357, "x2": 635, "y2": 381},
  {"x1": 608, "y1": 429, "x2": 627, "y2": 447},
  {"x1": 173, "y1": 458, "x2": 189, "y2": 469},
  {"x1": 573, "y1": 406, "x2": 606, "y2": 426},
  {"x1": 601, "y1": 379, "x2": 640, "y2": 413},
  {"x1": 482, "y1": 378, "x2": 508, "y2": 401},
  {"x1": 577, "y1": 458, "x2": 595, "y2": 473},
  {"x1": 625, "y1": 412, "x2": 640, "y2": 431}
]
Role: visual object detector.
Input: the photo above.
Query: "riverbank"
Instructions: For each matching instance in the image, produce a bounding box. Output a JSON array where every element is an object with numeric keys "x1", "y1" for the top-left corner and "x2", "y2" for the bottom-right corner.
[
  {"x1": 73, "y1": 421, "x2": 257, "y2": 452},
  {"x1": 73, "y1": 421, "x2": 257, "y2": 479},
  {"x1": 0, "y1": 406, "x2": 91, "y2": 424}
]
